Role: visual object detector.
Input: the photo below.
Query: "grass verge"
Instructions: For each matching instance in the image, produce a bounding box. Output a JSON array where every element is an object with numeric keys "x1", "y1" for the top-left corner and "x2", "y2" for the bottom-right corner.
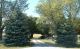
[{"x1": 40, "y1": 39, "x2": 80, "y2": 48}]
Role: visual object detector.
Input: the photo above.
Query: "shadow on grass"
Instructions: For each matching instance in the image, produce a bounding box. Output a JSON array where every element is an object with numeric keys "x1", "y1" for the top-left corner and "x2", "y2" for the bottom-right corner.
[
  {"x1": 45, "y1": 42, "x2": 80, "y2": 48},
  {"x1": 2, "y1": 42, "x2": 34, "y2": 47},
  {"x1": 77, "y1": 43, "x2": 80, "y2": 48},
  {"x1": 44, "y1": 42, "x2": 64, "y2": 47},
  {"x1": 0, "y1": 39, "x2": 35, "y2": 48},
  {"x1": 40, "y1": 38, "x2": 80, "y2": 48}
]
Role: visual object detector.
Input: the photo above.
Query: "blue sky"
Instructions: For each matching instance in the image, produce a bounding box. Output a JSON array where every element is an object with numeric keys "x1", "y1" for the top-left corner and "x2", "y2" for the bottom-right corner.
[{"x1": 24, "y1": 0, "x2": 40, "y2": 17}]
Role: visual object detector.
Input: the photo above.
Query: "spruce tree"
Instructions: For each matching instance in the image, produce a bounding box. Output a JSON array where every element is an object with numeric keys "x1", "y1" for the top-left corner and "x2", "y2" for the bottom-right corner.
[
  {"x1": 4, "y1": 12, "x2": 30, "y2": 46},
  {"x1": 56, "y1": 23, "x2": 77, "y2": 47}
]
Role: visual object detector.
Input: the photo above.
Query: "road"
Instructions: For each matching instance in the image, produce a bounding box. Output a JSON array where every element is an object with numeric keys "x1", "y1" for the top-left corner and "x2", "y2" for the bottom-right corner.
[
  {"x1": 22, "y1": 39, "x2": 80, "y2": 49},
  {"x1": 22, "y1": 39, "x2": 64, "y2": 49},
  {"x1": 31, "y1": 39, "x2": 53, "y2": 47}
]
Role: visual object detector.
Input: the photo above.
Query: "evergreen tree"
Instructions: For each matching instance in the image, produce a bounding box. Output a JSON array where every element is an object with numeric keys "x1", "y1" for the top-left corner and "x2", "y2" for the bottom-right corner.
[
  {"x1": 56, "y1": 22, "x2": 77, "y2": 47},
  {"x1": 4, "y1": 12, "x2": 30, "y2": 46},
  {"x1": 28, "y1": 17, "x2": 37, "y2": 38}
]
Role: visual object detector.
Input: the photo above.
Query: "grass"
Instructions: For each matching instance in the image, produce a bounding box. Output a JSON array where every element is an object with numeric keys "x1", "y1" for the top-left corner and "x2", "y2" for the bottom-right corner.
[
  {"x1": 0, "y1": 43, "x2": 31, "y2": 49},
  {"x1": 40, "y1": 38, "x2": 80, "y2": 48},
  {"x1": 0, "y1": 40, "x2": 32, "y2": 49},
  {"x1": 0, "y1": 44, "x2": 22, "y2": 49},
  {"x1": 40, "y1": 39, "x2": 64, "y2": 47}
]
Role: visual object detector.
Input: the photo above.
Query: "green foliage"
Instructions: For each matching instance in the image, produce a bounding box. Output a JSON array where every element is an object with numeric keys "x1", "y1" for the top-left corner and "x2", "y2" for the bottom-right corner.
[
  {"x1": 4, "y1": 12, "x2": 30, "y2": 46},
  {"x1": 71, "y1": 17, "x2": 80, "y2": 34},
  {"x1": 28, "y1": 17, "x2": 38, "y2": 38},
  {"x1": 36, "y1": 0, "x2": 65, "y2": 35},
  {"x1": 56, "y1": 23, "x2": 77, "y2": 47},
  {"x1": 36, "y1": 17, "x2": 49, "y2": 35},
  {"x1": 28, "y1": 17, "x2": 37, "y2": 33},
  {"x1": 36, "y1": 0, "x2": 78, "y2": 47}
]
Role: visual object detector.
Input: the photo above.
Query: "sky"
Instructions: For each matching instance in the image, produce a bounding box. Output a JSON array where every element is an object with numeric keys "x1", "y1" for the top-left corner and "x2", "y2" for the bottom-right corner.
[{"x1": 24, "y1": 0, "x2": 40, "y2": 17}]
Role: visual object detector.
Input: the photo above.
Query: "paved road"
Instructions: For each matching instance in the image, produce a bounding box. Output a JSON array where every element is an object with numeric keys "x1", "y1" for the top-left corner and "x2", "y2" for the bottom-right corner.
[
  {"x1": 31, "y1": 39, "x2": 53, "y2": 47},
  {"x1": 22, "y1": 39, "x2": 63, "y2": 49},
  {"x1": 22, "y1": 39, "x2": 80, "y2": 49}
]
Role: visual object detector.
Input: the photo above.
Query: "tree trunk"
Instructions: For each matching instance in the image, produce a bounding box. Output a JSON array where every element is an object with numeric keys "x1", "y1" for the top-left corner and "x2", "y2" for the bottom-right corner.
[
  {"x1": 0, "y1": 0, "x2": 4, "y2": 40},
  {"x1": 0, "y1": 17, "x2": 2, "y2": 40},
  {"x1": 30, "y1": 34, "x2": 33, "y2": 39}
]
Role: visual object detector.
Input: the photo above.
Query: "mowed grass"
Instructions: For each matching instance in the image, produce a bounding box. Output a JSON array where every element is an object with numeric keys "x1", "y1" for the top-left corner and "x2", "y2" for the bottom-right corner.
[
  {"x1": 0, "y1": 43, "x2": 31, "y2": 49},
  {"x1": 0, "y1": 44, "x2": 22, "y2": 49}
]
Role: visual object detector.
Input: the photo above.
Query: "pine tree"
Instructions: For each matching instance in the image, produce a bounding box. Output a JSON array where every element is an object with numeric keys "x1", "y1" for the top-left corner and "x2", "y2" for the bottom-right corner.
[
  {"x1": 4, "y1": 12, "x2": 30, "y2": 46},
  {"x1": 56, "y1": 23, "x2": 77, "y2": 47}
]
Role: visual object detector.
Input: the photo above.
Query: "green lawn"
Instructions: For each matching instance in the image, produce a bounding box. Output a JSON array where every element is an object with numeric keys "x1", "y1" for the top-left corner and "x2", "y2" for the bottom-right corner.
[
  {"x1": 0, "y1": 44, "x2": 21, "y2": 49},
  {"x1": 0, "y1": 44, "x2": 31, "y2": 49}
]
